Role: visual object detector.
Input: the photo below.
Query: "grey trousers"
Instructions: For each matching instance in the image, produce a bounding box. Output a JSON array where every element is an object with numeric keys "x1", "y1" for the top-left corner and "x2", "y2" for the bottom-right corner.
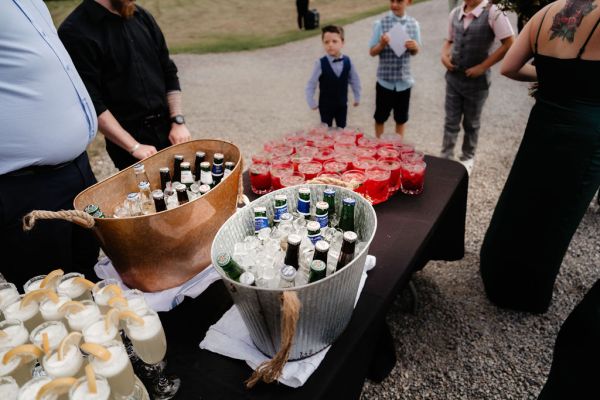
[{"x1": 441, "y1": 78, "x2": 489, "y2": 160}]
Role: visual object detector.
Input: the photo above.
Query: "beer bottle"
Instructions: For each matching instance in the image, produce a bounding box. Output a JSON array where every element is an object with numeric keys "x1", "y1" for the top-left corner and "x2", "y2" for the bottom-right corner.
[
  {"x1": 308, "y1": 260, "x2": 326, "y2": 283},
  {"x1": 152, "y1": 190, "x2": 167, "y2": 212},
  {"x1": 313, "y1": 240, "x2": 329, "y2": 263},
  {"x1": 200, "y1": 161, "x2": 214, "y2": 187},
  {"x1": 254, "y1": 206, "x2": 269, "y2": 234},
  {"x1": 211, "y1": 153, "x2": 225, "y2": 185},
  {"x1": 216, "y1": 253, "x2": 244, "y2": 281},
  {"x1": 133, "y1": 163, "x2": 150, "y2": 187},
  {"x1": 279, "y1": 265, "x2": 297, "y2": 289},
  {"x1": 180, "y1": 162, "x2": 194, "y2": 189},
  {"x1": 138, "y1": 181, "x2": 155, "y2": 215},
  {"x1": 315, "y1": 201, "x2": 329, "y2": 229},
  {"x1": 224, "y1": 161, "x2": 236, "y2": 178},
  {"x1": 189, "y1": 183, "x2": 201, "y2": 200},
  {"x1": 284, "y1": 234, "x2": 302, "y2": 270},
  {"x1": 194, "y1": 151, "x2": 206, "y2": 181},
  {"x1": 337, "y1": 231, "x2": 357, "y2": 270},
  {"x1": 323, "y1": 188, "x2": 336, "y2": 220},
  {"x1": 297, "y1": 187, "x2": 311, "y2": 218},
  {"x1": 163, "y1": 184, "x2": 178, "y2": 209},
  {"x1": 239, "y1": 271, "x2": 256, "y2": 287},
  {"x1": 338, "y1": 198, "x2": 356, "y2": 232},
  {"x1": 173, "y1": 154, "x2": 184, "y2": 182},
  {"x1": 159, "y1": 167, "x2": 171, "y2": 191},
  {"x1": 175, "y1": 183, "x2": 189, "y2": 205},
  {"x1": 306, "y1": 221, "x2": 322, "y2": 245},
  {"x1": 273, "y1": 194, "x2": 288, "y2": 224},
  {"x1": 126, "y1": 193, "x2": 142, "y2": 216},
  {"x1": 199, "y1": 184, "x2": 211, "y2": 196},
  {"x1": 84, "y1": 204, "x2": 105, "y2": 218}
]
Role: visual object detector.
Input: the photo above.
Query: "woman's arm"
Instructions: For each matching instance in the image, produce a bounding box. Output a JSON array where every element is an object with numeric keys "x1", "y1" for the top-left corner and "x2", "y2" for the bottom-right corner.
[{"x1": 500, "y1": 20, "x2": 537, "y2": 82}]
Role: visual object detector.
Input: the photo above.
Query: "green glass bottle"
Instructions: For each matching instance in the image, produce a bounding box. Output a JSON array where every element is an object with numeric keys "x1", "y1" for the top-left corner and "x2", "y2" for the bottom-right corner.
[
  {"x1": 338, "y1": 197, "x2": 356, "y2": 232},
  {"x1": 308, "y1": 260, "x2": 326, "y2": 283},
  {"x1": 216, "y1": 253, "x2": 244, "y2": 281}
]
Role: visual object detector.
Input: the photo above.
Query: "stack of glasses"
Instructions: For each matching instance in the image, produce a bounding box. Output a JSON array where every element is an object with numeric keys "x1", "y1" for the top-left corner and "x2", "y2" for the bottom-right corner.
[{"x1": 249, "y1": 125, "x2": 427, "y2": 204}]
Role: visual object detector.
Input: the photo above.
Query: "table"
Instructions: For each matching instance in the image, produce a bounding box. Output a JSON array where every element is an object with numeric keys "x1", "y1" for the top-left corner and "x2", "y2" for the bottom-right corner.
[{"x1": 160, "y1": 155, "x2": 468, "y2": 399}]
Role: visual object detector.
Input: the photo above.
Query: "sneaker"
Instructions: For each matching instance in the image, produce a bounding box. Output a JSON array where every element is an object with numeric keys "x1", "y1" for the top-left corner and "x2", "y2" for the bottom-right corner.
[{"x1": 459, "y1": 158, "x2": 474, "y2": 176}]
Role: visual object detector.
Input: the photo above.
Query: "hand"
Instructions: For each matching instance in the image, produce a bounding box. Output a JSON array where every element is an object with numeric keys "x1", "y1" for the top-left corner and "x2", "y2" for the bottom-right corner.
[
  {"x1": 353, "y1": 102, "x2": 359, "y2": 107},
  {"x1": 132, "y1": 144, "x2": 157, "y2": 160},
  {"x1": 465, "y1": 64, "x2": 487, "y2": 78},
  {"x1": 380, "y1": 33, "x2": 391, "y2": 46},
  {"x1": 405, "y1": 40, "x2": 419, "y2": 53},
  {"x1": 168, "y1": 123, "x2": 192, "y2": 145},
  {"x1": 312, "y1": 106, "x2": 318, "y2": 110},
  {"x1": 441, "y1": 54, "x2": 455, "y2": 71}
]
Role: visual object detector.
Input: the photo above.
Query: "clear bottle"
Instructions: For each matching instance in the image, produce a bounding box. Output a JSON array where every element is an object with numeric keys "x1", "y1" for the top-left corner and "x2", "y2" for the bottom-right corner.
[
  {"x1": 200, "y1": 161, "x2": 214, "y2": 187},
  {"x1": 133, "y1": 163, "x2": 150, "y2": 187},
  {"x1": 279, "y1": 265, "x2": 297, "y2": 289},
  {"x1": 126, "y1": 193, "x2": 142, "y2": 216},
  {"x1": 138, "y1": 181, "x2": 155, "y2": 215}
]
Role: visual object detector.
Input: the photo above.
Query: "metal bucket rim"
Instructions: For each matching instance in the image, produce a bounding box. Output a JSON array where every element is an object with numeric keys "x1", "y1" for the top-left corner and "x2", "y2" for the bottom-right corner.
[
  {"x1": 212, "y1": 184, "x2": 377, "y2": 292},
  {"x1": 74, "y1": 139, "x2": 242, "y2": 220}
]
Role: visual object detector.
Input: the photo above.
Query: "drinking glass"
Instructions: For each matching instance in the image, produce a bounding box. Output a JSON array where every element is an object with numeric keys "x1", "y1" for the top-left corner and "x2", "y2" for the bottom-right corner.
[
  {"x1": 313, "y1": 136, "x2": 335, "y2": 150},
  {"x1": 0, "y1": 347, "x2": 35, "y2": 387},
  {"x1": 401, "y1": 150, "x2": 425, "y2": 164},
  {"x1": 334, "y1": 152, "x2": 355, "y2": 167},
  {"x1": 69, "y1": 375, "x2": 111, "y2": 400},
  {"x1": 262, "y1": 139, "x2": 283, "y2": 153},
  {"x1": 323, "y1": 161, "x2": 347, "y2": 175},
  {"x1": 122, "y1": 290, "x2": 150, "y2": 315},
  {"x1": 30, "y1": 321, "x2": 68, "y2": 353},
  {"x1": 334, "y1": 134, "x2": 356, "y2": 146},
  {"x1": 398, "y1": 143, "x2": 416, "y2": 160},
  {"x1": 333, "y1": 142, "x2": 355, "y2": 155},
  {"x1": 364, "y1": 167, "x2": 391, "y2": 204},
  {"x1": 378, "y1": 135, "x2": 403, "y2": 148},
  {"x1": 313, "y1": 148, "x2": 335, "y2": 164},
  {"x1": 295, "y1": 145, "x2": 319, "y2": 159},
  {"x1": 92, "y1": 279, "x2": 121, "y2": 314},
  {"x1": 42, "y1": 345, "x2": 84, "y2": 379},
  {"x1": 280, "y1": 172, "x2": 305, "y2": 187},
  {"x1": 123, "y1": 309, "x2": 180, "y2": 400},
  {"x1": 0, "y1": 376, "x2": 18, "y2": 400},
  {"x1": 401, "y1": 160, "x2": 427, "y2": 195},
  {"x1": 342, "y1": 170, "x2": 367, "y2": 195},
  {"x1": 357, "y1": 136, "x2": 377, "y2": 148},
  {"x1": 23, "y1": 276, "x2": 46, "y2": 293},
  {"x1": 284, "y1": 134, "x2": 306, "y2": 149},
  {"x1": 56, "y1": 273, "x2": 93, "y2": 302},
  {"x1": 251, "y1": 152, "x2": 270, "y2": 165},
  {"x1": 355, "y1": 146, "x2": 377, "y2": 158},
  {"x1": 39, "y1": 295, "x2": 70, "y2": 322},
  {"x1": 270, "y1": 163, "x2": 293, "y2": 191},
  {"x1": 352, "y1": 156, "x2": 378, "y2": 172},
  {"x1": 317, "y1": 171, "x2": 342, "y2": 180},
  {"x1": 271, "y1": 144, "x2": 294, "y2": 158},
  {"x1": 378, "y1": 158, "x2": 402, "y2": 193},
  {"x1": 64, "y1": 300, "x2": 101, "y2": 332},
  {"x1": 290, "y1": 154, "x2": 312, "y2": 172},
  {"x1": 249, "y1": 163, "x2": 272, "y2": 195},
  {"x1": 0, "y1": 283, "x2": 19, "y2": 311},
  {"x1": 87, "y1": 340, "x2": 135, "y2": 400},
  {"x1": 82, "y1": 316, "x2": 121, "y2": 345},
  {"x1": 297, "y1": 161, "x2": 322, "y2": 181},
  {"x1": 16, "y1": 376, "x2": 51, "y2": 399},
  {"x1": 0, "y1": 320, "x2": 29, "y2": 348},
  {"x1": 376, "y1": 147, "x2": 400, "y2": 160},
  {"x1": 3, "y1": 295, "x2": 44, "y2": 333},
  {"x1": 269, "y1": 155, "x2": 291, "y2": 166}
]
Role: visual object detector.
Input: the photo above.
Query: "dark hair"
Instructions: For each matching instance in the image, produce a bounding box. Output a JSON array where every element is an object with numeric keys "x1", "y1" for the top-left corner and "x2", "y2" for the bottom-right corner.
[{"x1": 321, "y1": 25, "x2": 344, "y2": 41}]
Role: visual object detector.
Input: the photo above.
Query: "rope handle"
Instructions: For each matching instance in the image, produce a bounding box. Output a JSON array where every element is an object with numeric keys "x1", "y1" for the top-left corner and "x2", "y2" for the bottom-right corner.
[
  {"x1": 23, "y1": 210, "x2": 95, "y2": 231},
  {"x1": 237, "y1": 157, "x2": 247, "y2": 206},
  {"x1": 308, "y1": 176, "x2": 360, "y2": 190},
  {"x1": 245, "y1": 291, "x2": 301, "y2": 388}
]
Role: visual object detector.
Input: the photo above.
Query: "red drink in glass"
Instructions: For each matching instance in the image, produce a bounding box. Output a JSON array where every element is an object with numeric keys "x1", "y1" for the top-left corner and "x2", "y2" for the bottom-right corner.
[
  {"x1": 401, "y1": 150, "x2": 424, "y2": 164},
  {"x1": 378, "y1": 158, "x2": 402, "y2": 193},
  {"x1": 296, "y1": 145, "x2": 319, "y2": 158},
  {"x1": 317, "y1": 171, "x2": 342, "y2": 180},
  {"x1": 334, "y1": 134, "x2": 356, "y2": 146},
  {"x1": 291, "y1": 154, "x2": 313, "y2": 172},
  {"x1": 252, "y1": 152, "x2": 271, "y2": 165},
  {"x1": 376, "y1": 147, "x2": 400, "y2": 160},
  {"x1": 313, "y1": 148, "x2": 335, "y2": 164},
  {"x1": 356, "y1": 146, "x2": 377, "y2": 158},
  {"x1": 314, "y1": 136, "x2": 335, "y2": 149},
  {"x1": 305, "y1": 134, "x2": 326, "y2": 147},
  {"x1": 398, "y1": 143, "x2": 415, "y2": 160},
  {"x1": 249, "y1": 163, "x2": 272, "y2": 195},
  {"x1": 342, "y1": 170, "x2": 367, "y2": 195},
  {"x1": 323, "y1": 161, "x2": 347, "y2": 174},
  {"x1": 379, "y1": 135, "x2": 403, "y2": 148},
  {"x1": 352, "y1": 156, "x2": 378, "y2": 171},
  {"x1": 364, "y1": 167, "x2": 391, "y2": 204},
  {"x1": 271, "y1": 144, "x2": 294, "y2": 157},
  {"x1": 270, "y1": 155, "x2": 291, "y2": 166},
  {"x1": 270, "y1": 164, "x2": 293, "y2": 190},
  {"x1": 401, "y1": 160, "x2": 426, "y2": 195},
  {"x1": 263, "y1": 139, "x2": 283, "y2": 153},
  {"x1": 281, "y1": 172, "x2": 306, "y2": 188},
  {"x1": 357, "y1": 136, "x2": 376, "y2": 148},
  {"x1": 285, "y1": 135, "x2": 307, "y2": 149},
  {"x1": 298, "y1": 161, "x2": 323, "y2": 181}
]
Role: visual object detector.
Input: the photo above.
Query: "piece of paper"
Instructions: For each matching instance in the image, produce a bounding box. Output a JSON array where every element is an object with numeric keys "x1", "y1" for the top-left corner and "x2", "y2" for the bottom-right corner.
[{"x1": 388, "y1": 23, "x2": 410, "y2": 57}]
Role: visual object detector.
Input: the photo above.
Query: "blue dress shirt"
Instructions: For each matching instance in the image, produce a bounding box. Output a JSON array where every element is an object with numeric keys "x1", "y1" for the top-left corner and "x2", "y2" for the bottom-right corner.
[
  {"x1": 305, "y1": 54, "x2": 361, "y2": 109},
  {"x1": 0, "y1": 0, "x2": 97, "y2": 174}
]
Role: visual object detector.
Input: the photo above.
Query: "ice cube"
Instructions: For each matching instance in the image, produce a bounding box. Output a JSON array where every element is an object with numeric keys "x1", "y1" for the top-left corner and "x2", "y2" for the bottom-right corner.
[
  {"x1": 257, "y1": 227, "x2": 272, "y2": 242},
  {"x1": 243, "y1": 235, "x2": 260, "y2": 250}
]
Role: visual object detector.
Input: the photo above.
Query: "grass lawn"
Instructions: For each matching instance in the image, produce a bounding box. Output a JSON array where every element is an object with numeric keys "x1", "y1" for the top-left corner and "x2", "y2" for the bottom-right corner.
[{"x1": 47, "y1": 0, "x2": 391, "y2": 54}]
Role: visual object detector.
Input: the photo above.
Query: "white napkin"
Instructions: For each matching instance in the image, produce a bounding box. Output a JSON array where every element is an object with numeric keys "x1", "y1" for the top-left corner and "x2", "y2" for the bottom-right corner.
[
  {"x1": 199, "y1": 255, "x2": 376, "y2": 388},
  {"x1": 94, "y1": 257, "x2": 222, "y2": 312}
]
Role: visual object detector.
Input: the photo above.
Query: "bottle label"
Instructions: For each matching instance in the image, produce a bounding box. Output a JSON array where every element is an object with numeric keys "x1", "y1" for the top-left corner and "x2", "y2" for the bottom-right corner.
[
  {"x1": 201, "y1": 171, "x2": 213, "y2": 186},
  {"x1": 223, "y1": 169, "x2": 232, "y2": 178},
  {"x1": 316, "y1": 214, "x2": 328, "y2": 229},
  {"x1": 297, "y1": 198, "x2": 310, "y2": 215},
  {"x1": 181, "y1": 171, "x2": 194, "y2": 186},
  {"x1": 308, "y1": 232, "x2": 322, "y2": 245},
  {"x1": 212, "y1": 164, "x2": 224, "y2": 176},
  {"x1": 254, "y1": 216, "x2": 269, "y2": 233},
  {"x1": 274, "y1": 203, "x2": 288, "y2": 222}
]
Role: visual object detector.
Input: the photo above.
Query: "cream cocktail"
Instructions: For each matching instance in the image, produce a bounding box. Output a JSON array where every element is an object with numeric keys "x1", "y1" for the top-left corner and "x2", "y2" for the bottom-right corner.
[
  {"x1": 0, "y1": 320, "x2": 29, "y2": 348},
  {"x1": 85, "y1": 340, "x2": 135, "y2": 399},
  {"x1": 123, "y1": 309, "x2": 166, "y2": 365},
  {"x1": 62, "y1": 301, "x2": 100, "y2": 332},
  {"x1": 56, "y1": 273, "x2": 93, "y2": 302}
]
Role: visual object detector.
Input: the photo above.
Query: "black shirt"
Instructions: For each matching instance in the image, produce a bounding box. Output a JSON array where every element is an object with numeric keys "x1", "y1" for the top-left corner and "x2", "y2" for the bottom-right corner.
[{"x1": 58, "y1": 0, "x2": 181, "y2": 123}]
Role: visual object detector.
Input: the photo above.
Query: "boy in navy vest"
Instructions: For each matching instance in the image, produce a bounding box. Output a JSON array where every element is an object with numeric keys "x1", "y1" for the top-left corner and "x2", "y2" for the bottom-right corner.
[
  {"x1": 441, "y1": 0, "x2": 514, "y2": 174},
  {"x1": 369, "y1": 0, "x2": 421, "y2": 138},
  {"x1": 305, "y1": 25, "x2": 361, "y2": 128}
]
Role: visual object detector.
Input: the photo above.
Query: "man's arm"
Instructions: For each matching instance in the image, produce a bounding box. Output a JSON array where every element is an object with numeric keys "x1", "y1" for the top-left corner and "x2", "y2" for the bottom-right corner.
[
  {"x1": 369, "y1": 21, "x2": 388, "y2": 57},
  {"x1": 465, "y1": 36, "x2": 514, "y2": 78},
  {"x1": 441, "y1": 39, "x2": 456, "y2": 71},
  {"x1": 98, "y1": 110, "x2": 157, "y2": 159},
  {"x1": 348, "y1": 60, "x2": 361, "y2": 106},
  {"x1": 166, "y1": 90, "x2": 192, "y2": 145},
  {"x1": 305, "y1": 60, "x2": 321, "y2": 110}
]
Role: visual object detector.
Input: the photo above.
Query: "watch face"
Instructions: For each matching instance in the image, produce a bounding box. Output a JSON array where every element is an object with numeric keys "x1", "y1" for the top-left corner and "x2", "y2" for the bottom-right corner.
[{"x1": 173, "y1": 115, "x2": 185, "y2": 124}]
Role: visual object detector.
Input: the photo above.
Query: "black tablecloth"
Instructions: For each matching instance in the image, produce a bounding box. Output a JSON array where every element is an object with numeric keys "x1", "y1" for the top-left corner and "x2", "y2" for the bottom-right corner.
[{"x1": 160, "y1": 155, "x2": 468, "y2": 400}]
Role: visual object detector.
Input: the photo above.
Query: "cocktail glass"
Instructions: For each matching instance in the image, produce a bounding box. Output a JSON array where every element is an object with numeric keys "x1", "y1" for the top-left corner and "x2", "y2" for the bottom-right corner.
[
  {"x1": 281, "y1": 172, "x2": 306, "y2": 187},
  {"x1": 3, "y1": 295, "x2": 44, "y2": 333},
  {"x1": 270, "y1": 163, "x2": 293, "y2": 191},
  {"x1": 251, "y1": 152, "x2": 270, "y2": 165},
  {"x1": 323, "y1": 161, "x2": 347, "y2": 175},
  {"x1": 42, "y1": 345, "x2": 84, "y2": 379},
  {"x1": 317, "y1": 171, "x2": 342, "y2": 180},
  {"x1": 355, "y1": 146, "x2": 377, "y2": 158},
  {"x1": 398, "y1": 143, "x2": 416, "y2": 160},
  {"x1": 0, "y1": 347, "x2": 36, "y2": 387},
  {"x1": 0, "y1": 283, "x2": 19, "y2": 311},
  {"x1": 56, "y1": 273, "x2": 93, "y2": 302},
  {"x1": 295, "y1": 145, "x2": 319, "y2": 159},
  {"x1": 22, "y1": 276, "x2": 46, "y2": 294},
  {"x1": 0, "y1": 376, "x2": 19, "y2": 400},
  {"x1": 313, "y1": 136, "x2": 335, "y2": 150},
  {"x1": 290, "y1": 154, "x2": 312, "y2": 172},
  {"x1": 401, "y1": 160, "x2": 426, "y2": 195},
  {"x1": 401, "y1": 150, "x2": 424, "y2": 164},
  {"x1": 378, "y1": 158, "x2": 402, "y2": 193},
  {"x1": 313, "y1": 148, "x2": 335, "y2": 164},
  {"x1": 284, "y1": 134, "x2": 307, "y2": 149},
  {"x1": 122, "y1": 290, "x2": 150, "y2": 315},
  {"x1": 69, "y1": 375, "x2": 111, "y2": 400},
  {"x1": 271, "y1": 144, "x2": 294, "y2": 158},
  {"x1": 16, "y1": 376, "x2": 52, "y2": 399},
  {"x1": 39, "y1": 295, "x2": 70, "y2": 322},
  {"x1": 123, "y1": 309, "x2": 179, "y2": 400},
  {"x1": 87, "y1": 340, "x2": 135, "y2": 399},
  {"x1": 298, "y1": 162, "x2": 322, "y2": 181},
  {"x1": 342, "y1": 170, "x2": 367, "y2": 195},
  {"x1": 376, "y1": 147, "x2": 400, "y2": 160},
  {"x1": 30, "y1": 321, "x2": 68, "y2": 353},
  {"x1": 92, "y1": 279, "x2": 122, "y2": 314},
  {"x1": 357, "y1": 136, "x2": 377, "y2": 148},
  {"x1": 333, "y1": 142, "x2": 355, "y2": 154},
  {"x1": 364, "y1": 167, "x2": 391, "y2": 204},
  {"x1": 249, "y1": 163, "x2": 272, "y2": 195},
  {"x1": 263, "y1": 139, "x2": 283, "y2": 153},
  {"x1": 352, "y1": 156, "x2": 378, "y2": 172},
  {"x1": 0, "y1": 320, "x2": 29, "y2": 349},
  {"x1": 64, "y1": 300, "x2": 101, "y2": 332},
  {"x1": 82, "y1": 316, "x2": 121, "y2": 345}
]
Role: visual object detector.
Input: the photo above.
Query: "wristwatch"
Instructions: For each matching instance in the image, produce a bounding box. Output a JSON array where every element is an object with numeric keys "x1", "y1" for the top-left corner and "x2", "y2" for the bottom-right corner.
[{"x1": 171, "y1": 115, "x2": 185, "y2": 125}]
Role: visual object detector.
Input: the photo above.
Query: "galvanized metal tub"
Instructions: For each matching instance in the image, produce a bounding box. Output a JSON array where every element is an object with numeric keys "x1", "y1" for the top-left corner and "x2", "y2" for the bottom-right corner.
[{"x1": 211, "y1": 184, "x2": 377, "y2": 361}]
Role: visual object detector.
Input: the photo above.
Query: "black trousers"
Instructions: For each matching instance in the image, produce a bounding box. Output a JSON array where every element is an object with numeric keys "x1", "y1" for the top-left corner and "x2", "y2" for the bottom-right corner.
[
  {"x1": 0, "y1": 153, "x2": 100, "y2": 288},
  {"x1": 106, "y1": 113, "x2": 172, "y2": 170},
  {"x1": 319, "y1": 103, "x2": 347, "y2": 128},
  {"x1": 296, "y1": 0, "x2": 309, "y2": 29}
]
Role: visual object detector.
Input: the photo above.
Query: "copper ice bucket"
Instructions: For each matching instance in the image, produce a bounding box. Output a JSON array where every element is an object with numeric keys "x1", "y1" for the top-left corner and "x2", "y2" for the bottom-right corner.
[{"x1": 73, "y1": 139, "x2": 242, "y2": 292}]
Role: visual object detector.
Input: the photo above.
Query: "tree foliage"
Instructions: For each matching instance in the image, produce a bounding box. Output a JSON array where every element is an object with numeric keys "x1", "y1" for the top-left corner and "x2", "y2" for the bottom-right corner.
[{"x1": 491, "y1": 0, "x2": 554, "y2": 21}]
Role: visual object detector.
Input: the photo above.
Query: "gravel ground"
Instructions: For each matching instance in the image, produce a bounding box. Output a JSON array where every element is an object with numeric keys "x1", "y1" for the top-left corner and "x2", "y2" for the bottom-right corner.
[{"x1": 89, "y1": 0, "x2": 600, "y2": 398}]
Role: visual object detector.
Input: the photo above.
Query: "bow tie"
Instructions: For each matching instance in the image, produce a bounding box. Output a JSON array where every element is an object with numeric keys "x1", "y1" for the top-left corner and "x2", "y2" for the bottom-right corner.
[{"x1": 332, "y1": 58, "x2": 343, "y2": 63}]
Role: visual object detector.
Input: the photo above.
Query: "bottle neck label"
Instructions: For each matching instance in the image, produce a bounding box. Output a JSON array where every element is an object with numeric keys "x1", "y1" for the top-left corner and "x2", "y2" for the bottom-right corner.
[
  {"x1": 274, "y1": 203, "x2": 289, "y2": 222},
  {"x1": 181, "y1": 171, "x2": 194, "y2": 185},
  {"x1": 201, "y1": 170, "x2": 213, "y2": 185},
  {"x1": 297, "y1": 198, "x2": 310, "y2": 215},
  {"x1": 316, "y1": 214, "x2": 328, "y2": 229},
  {"x1": 254, "y1": 216, "x2": 269, "y2": 233},
  {"x1": 308, "y1": 231, "x2": 322, "y2": 245},
  {"x1": 212, "y1": 164, "x2": 224, "y2": 176}
]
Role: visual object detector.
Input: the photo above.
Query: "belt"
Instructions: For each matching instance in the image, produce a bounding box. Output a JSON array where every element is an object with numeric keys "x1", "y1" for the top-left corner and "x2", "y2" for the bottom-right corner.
[{"x1": 2, "y1": 153, "x2": 82, "y2": 177}]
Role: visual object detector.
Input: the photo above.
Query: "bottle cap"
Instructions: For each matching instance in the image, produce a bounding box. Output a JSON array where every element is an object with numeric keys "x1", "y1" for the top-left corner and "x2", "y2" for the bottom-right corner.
[
  {"x1": 310, "y1": 260, "x2": 326, "y2": 272},
  {"x1": 287, "y1": 234, "x2": 302, "y2": 245},
  {"x1": 306, "y1": 221, "x2": 321, "y2": 231},
  {"x1": 315, "y1": 240, "x2": 329, "y2": 252},
  {"x1": 343, "y1": 231, "x2": 358, "y2": 242},
  {"x1": 280, "y1": 265, "x2": 297, "y2": 281}
]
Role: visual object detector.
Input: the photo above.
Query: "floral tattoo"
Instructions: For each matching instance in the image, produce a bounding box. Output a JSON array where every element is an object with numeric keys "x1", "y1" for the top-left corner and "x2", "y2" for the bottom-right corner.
[{"x1": 550, "y1": 0, "x2": 597, "y2": 42}]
